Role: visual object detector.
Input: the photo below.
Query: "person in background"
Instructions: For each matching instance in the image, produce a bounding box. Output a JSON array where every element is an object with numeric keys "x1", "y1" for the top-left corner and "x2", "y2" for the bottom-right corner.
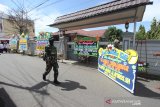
[
  {"x1": 7, "y1": 43, "x2": 10, "y2": 53},
  {"x1": 3, "y1": 43, "x2": 7, "y2": 53},
  {"x1": 114, "y1": 39, "x2": 120, "y2": 49},
  {"x1": 0, "y1": 43, "x2": 4, "y2": 53}
]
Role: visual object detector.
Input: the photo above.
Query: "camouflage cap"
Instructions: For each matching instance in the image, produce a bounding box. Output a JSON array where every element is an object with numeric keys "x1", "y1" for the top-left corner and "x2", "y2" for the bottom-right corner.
[{"x1": 49, "y1": 37, "x2": 54, "y2": 42}]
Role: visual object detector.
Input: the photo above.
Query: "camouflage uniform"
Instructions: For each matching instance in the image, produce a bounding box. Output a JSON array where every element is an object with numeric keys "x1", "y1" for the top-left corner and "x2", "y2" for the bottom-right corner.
[{"x1": 43, "y1": 37, "x2": 60, "y2": 84}]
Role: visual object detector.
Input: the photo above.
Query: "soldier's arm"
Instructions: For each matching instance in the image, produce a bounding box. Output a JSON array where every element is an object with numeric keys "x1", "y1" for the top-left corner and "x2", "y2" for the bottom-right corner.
[
  {"x1": 45, "y1": 46, "x2": 49, "y2": 56},
  {"x1": 55, "y1": 48, "x2": 59, "y2": 68},
  {"x1": 55, "y1": 47, "x2": 58, "y2": 61}
]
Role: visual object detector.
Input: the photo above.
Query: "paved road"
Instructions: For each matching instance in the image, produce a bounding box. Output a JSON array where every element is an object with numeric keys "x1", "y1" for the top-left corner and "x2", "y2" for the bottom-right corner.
[{"x1": 0, "y1": 54, "x2": 160, "y2": 107}]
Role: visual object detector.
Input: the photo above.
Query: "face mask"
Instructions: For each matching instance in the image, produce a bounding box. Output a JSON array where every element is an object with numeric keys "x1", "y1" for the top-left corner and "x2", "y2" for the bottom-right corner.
[{"x1": 49, "y1": 41, "x2": 54, "y2": 46}]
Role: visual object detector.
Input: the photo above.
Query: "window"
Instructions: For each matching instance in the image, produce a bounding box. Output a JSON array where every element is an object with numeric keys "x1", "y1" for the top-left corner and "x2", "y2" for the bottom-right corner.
[
  {"x1": 54, "y1": 35, "x2": 59, "y2": 41},
  {"x1": 68, "y1": 45, "x2": 72, "y2": 49}
]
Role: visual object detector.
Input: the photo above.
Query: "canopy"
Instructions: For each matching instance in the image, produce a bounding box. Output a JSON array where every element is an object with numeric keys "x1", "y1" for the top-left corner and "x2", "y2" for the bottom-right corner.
[{"x1": 49, "y1": 0, "x2": 153, "y2": 30}]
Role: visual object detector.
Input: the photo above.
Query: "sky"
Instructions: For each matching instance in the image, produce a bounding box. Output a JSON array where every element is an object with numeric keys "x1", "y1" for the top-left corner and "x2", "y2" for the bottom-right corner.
[{"x1": 0, "y1": 0, "x2": 159, "y2": 36}]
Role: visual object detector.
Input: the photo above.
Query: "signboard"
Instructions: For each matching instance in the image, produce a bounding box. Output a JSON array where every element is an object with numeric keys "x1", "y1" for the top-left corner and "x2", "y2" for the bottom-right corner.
[
  {"x1": 98, "y1": 44, "x2": 138, "y2": 93},
  {"x1": 19, "y1": 39, "x2": 28, "y2": 51},
  {"x1": 74, "y1": 36, "x2": 99, "y2": 57},
  {"x1": 37, "y1": 32, "x2": 51, "y2": 40},
  {"x1": 36, "y1": 40, "x2": 48, "y2": 55},
  {"x1": 9, "y1": 38, "x2": 17, "y2": 49}
]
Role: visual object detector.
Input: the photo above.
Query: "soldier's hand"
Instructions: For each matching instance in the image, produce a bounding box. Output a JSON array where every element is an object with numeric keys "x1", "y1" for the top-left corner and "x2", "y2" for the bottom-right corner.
[{"x1": 57, "y1": 63, "x2": 59, "y2": 68}]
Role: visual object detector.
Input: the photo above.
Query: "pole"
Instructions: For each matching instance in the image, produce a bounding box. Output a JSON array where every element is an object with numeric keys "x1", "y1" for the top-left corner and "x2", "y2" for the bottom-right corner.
[
  {"x1": 58, "y1": 30, "x2": 64, "y2": 62},
  {"x1": 62, "y1": 31, "x2": 67, "y2": 60},
  {"x1": 133, "y1": 21, "x2": 137, "y2": 48}
]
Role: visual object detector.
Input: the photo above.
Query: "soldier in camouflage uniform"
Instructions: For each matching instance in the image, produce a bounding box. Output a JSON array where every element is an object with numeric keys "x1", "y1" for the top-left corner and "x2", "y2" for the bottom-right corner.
[{"x1": 43, "y1": 37, "x2": 60, "y2": 84}]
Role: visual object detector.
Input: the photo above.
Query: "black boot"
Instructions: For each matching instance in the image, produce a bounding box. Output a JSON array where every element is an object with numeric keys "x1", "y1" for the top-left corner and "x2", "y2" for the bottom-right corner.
[
  {"x1": 53, "y1": 80, "x2": 61, "y2": 85},
  {"x1": 43, "y1": 74, "x2": 46, "y2": 81},
  {"x1": 53, "y1": 73, "x2": 60, "y2": 85}
]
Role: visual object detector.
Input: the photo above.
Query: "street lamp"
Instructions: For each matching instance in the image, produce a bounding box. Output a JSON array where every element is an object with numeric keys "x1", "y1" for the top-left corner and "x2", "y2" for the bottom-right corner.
[{"x1": 125, "y1": 21, "x2": 129, "y2": 32}]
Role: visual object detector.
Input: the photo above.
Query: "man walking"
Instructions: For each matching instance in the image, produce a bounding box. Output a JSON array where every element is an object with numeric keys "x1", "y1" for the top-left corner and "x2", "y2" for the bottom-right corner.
[{"x1": 43, "y1": 37, "x2": 60, "y2": 84}]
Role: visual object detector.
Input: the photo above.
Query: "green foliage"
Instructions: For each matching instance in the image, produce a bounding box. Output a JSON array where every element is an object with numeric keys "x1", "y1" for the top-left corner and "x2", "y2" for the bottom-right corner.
[
  {"x1": 156, "y1": 23, "x2": 160, "y2": 39},
  {"x1": 103, "y1": 26, "x2": 123, "y2": 42},
  {"x1": 136, "y1": 25, "x2": 146, "y2": 40},
  {"x1": 136, "y1": 17, "x2": 160, "y2": 40},
  {"x1": 146, "y1": 17, "x2": 160, "y2": 39},
  {"x1": 138, "y1": 66, "x2": 146, "y2": 72}
]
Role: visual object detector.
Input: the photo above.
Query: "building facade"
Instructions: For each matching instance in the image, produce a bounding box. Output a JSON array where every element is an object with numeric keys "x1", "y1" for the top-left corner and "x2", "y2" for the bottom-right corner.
[{"x1": 52, "y1": 29, "x2": 106, "y2": 60}]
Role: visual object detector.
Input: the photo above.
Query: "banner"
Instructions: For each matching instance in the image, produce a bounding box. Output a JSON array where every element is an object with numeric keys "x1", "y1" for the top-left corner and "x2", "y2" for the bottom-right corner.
[
  {"x1": 9, "y1": 38, "x2": 17, "y2": 49},
  {"x1": 19, "y1": 39, "x2": 27, "y2": 51},
  {"x1": 37, "y1": 32, "x2": 51, "y2": 40},
  {"x1": 98, "y1": 44, "x2": 138, "y2": 93},
  {"x1": 74, "y1": 36, "x2": 99, "y2": 57},
  {"x1": 36, "y1": 40, "x2": 48, "y2": 54}
]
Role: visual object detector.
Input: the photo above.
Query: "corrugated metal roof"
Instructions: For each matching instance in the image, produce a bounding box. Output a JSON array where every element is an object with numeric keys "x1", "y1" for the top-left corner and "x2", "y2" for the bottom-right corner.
[{"x1": 50, "y1": 0, "x2": 152, "y2": 26}]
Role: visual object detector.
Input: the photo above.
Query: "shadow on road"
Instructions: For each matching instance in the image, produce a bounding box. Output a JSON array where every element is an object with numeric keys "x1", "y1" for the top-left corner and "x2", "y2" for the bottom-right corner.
[
  {"x1": 134, "y1": 81, "x2": 160, "y2": 99},
  {"x1": 0, "y1": 81, "x2": 50, "y2": 95},
  {"x1": 47, "y1": 80, "x2": 87, "y2": 91},
  {"x1": 0, "y1": 88, "x2": 17, "y2": 107},
  {"x1": 30, "y1": 81, "x2": 49, "y2": 90},
  {"x1": 137, "y1": 72, "x2": 160, "y2": 81},
  {"x1": 136, "y1": 77, "x2": 150, "y2": 82},
  {"x1": 72, "y1": 61, "x2": 98, "y2": 69}
]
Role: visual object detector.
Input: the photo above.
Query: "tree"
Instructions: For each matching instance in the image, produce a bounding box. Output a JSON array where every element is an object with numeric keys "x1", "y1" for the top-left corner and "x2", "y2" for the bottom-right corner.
[
  {"x1": 146, "y1": 17, "x2": 160, "y2": 39},
  {"x1": 8, "y1": 8, "x2": 33, "y2": 35},
  {"x1": 103, "y1": 26, "x2": 123, "y2": 42},
  {"x1": 5, "y1": 0, "x2": 58, "y2": 36},
  {"x1": 136, "y1": 25, "x2": 146, "y2": 40},
  {"x1": 155, "y1": 22, "x2": 160, "y2": 39}
]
